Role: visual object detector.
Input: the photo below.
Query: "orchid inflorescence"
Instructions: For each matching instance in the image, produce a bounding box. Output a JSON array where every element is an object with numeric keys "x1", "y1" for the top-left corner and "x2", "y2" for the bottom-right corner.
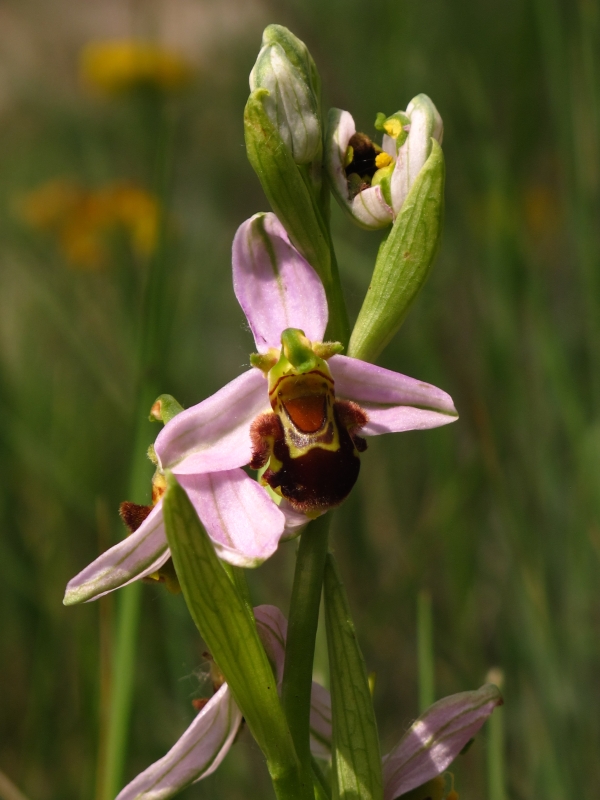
[{"x1": 65, "y1": 24, "x2": 502, "y2": 800}]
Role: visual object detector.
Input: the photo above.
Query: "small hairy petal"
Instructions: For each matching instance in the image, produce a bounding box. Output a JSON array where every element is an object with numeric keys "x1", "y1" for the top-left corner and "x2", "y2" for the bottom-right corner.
[
  {"x1": 180, "y1": 470, "x2": 286, "y2": 568},
  {"x1": 329, "y1": 355, "x2": 457, "y2": 435},
  {"x1": 254, "y1": 604, "x2": 288, "y2": 685},
  {"x1": 249, "y1": 412, "x2": 283, "y2": 470},
  {"x1": 63, "y1": 504, "x2": 170, "y2": 605},
  {"x1": 115, "y1": 683, "x2": 242, "y2": 800},
  {"x1": 155, "y1": 369, "x2": 269, "y2": 474},
  {"x1": 233, "y1": 213, "x2": 328, "y2": 352},
  {"x1": 382, "y1": 684, "x2": 503, "y2": 800}
]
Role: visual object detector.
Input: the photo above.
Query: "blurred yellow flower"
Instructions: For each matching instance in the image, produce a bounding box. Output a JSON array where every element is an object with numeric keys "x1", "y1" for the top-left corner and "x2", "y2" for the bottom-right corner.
[
  {"x1": 18, "y1": 179, "x2": 160, "y2": 270},
  {"x1": 81, "y1": 40, "x2": 193, "y2": 95}
]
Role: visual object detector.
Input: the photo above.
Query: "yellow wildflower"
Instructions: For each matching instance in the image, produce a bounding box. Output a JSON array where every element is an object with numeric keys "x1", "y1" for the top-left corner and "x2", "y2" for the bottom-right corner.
[
  {"x1": 18, "y1": 179, "x2": 160, "y2": 270},
  {"x1": 80, "y1": 39, "x2": 193, "y2": 95}
]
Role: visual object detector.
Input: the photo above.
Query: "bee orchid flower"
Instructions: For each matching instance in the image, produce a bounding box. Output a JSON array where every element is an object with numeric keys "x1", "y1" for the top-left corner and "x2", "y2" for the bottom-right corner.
[
  {"x1": 115, "y1": 605, "x2": 501, "y2": 800},
  {"x1": 326, "y1": 94, "x2": 443, "y2": 230},
  {"x1": 64, "y1": 211, "x2": 457, "y2": 606}
]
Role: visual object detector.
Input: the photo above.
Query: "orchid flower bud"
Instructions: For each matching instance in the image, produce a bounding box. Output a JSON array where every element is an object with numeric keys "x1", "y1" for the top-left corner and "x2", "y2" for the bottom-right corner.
[
  {"x1": 326, "y1": 93, "x2": 443, "y2": 230},
  {"x1": 250, "y1": 26, "x2": 321, "y2": 165}
]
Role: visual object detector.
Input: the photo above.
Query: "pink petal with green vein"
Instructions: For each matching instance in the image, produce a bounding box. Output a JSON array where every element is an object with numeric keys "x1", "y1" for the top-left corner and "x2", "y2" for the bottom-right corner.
[
  {"x1": 179, "y1": 470, "x2": 285, "y2": 568},
  {"x1": 382, "y1": 684, "x2": 503, "y2": 800},
  {"x1": 155, "y1": 368, "x2": 269, "y2": 474},
  {"x1": 329, "y1": 355, "x2": 457, "y2": 435},
  {"x1": 360, "y1": 406, "x2": 458, "y2": 436},
  {"x1": 63, "y1": 503, "x2": 169, "y2": 605},
  {"x1": 115, "y1": 683, "x2": 242, "y2": 800},
  {"x1": 233, "y1": 213, "x2": 328, "y2": 352}
]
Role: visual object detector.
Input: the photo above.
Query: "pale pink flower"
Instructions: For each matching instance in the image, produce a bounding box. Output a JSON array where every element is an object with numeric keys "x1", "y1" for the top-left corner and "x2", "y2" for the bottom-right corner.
[{"x1": 64, "y1": 213, "x2": 456, "y2": 606}]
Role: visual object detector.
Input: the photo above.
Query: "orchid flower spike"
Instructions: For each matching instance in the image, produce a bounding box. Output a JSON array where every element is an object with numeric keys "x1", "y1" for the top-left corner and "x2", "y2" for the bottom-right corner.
[
  {"x1": 326, "y1": 94, "x2": 443, "y2": 229},
  {"x1": 116, "y1": 604, "x2": 501, "y2": 800},
  {"x1": 115, "y1": 605, "x2": 331, "y2": 800},
  {"x1": 63, "y1": 211, "x2": 457, "y2": 606}
]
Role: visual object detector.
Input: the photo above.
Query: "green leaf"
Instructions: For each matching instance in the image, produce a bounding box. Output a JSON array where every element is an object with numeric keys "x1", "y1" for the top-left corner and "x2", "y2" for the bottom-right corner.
[
  {"x1": 163, "y1": 473, "x2": 311, "y2": 800},
  {"x1": 324, "y1": 554, "x2": 383, "y2": 800},
  {"x1": 348, "y1": 139, "x2": 445, "y2": 363}
]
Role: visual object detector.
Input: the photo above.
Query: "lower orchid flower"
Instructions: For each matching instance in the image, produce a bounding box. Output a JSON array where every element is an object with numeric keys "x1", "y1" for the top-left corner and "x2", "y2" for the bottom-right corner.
[
  {"x1": 115, "y1": 605, "x2": 501, "y2": 800},
  {"x1": 115, "y1": 605, "x2": 331, "y2": 800},
  {"x1": 64, "y1": 211, "x2": 457, "y2": 606}
]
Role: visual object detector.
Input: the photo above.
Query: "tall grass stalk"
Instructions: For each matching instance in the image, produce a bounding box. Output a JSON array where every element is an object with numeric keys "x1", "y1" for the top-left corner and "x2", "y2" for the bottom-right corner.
[{"x1": 98, "y1": 92, "x2": 175, "y2": 799}]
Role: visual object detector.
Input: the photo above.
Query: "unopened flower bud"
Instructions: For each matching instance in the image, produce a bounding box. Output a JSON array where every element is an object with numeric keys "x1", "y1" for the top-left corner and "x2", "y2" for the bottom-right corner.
[
  {"x1": 250, "y1": 28, "x2": 321, "y2": 165},
  {"x1": 326, "y1": 94, "x2": 443, "y2": 230}
]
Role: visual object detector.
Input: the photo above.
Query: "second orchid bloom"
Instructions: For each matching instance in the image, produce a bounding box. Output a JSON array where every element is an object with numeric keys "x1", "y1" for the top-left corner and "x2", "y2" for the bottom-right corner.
[
  {"x1": 327, "y1": 94, "x2": 443, "y2": 229},
  {"x1": 64, "y1": 212, "x2": 457, "y2": 606}
]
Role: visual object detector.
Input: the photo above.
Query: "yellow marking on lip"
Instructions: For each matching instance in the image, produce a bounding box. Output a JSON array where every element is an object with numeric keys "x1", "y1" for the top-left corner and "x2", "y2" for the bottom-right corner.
[{"x1": 268, "y1": 369, "x2": 334, "y2": 400}]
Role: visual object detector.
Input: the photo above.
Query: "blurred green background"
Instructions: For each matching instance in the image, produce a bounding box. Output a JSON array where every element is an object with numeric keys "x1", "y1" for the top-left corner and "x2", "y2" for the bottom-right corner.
[{"x1": 1, "y1": 0, "x2": 599, "y2": 797}]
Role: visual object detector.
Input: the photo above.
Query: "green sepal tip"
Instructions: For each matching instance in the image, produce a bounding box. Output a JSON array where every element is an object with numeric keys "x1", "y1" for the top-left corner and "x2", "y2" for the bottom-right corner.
[{"x1": 149, "y1": 394, "x2": 184, "y2": 424}]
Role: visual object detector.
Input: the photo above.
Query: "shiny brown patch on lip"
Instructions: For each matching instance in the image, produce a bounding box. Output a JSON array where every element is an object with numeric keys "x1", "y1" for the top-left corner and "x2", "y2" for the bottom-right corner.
[{"x1": 284, "y1": 395, "x2": 326, "y2": 433}]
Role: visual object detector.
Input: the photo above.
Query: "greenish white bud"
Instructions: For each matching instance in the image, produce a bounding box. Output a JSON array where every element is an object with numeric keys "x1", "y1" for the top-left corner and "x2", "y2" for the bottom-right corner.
[{"x1": 250, "y1": 31, "x2": 321, "y2": 165}]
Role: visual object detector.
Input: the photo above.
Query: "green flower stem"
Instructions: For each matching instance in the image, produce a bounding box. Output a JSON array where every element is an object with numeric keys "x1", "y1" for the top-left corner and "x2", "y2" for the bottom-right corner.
[
  {"x1": 282, "y1": 513, "x2": 331, "y2": 778},
  {"x1": 417, "y1": 589, "x2": 435, "y2": 712},
  {"x1": 100, "y1": 388, "x2": 157, "y2": 800},
  {"x1": 323, "y1": 236, "x2": 350, "y2": 348}
]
